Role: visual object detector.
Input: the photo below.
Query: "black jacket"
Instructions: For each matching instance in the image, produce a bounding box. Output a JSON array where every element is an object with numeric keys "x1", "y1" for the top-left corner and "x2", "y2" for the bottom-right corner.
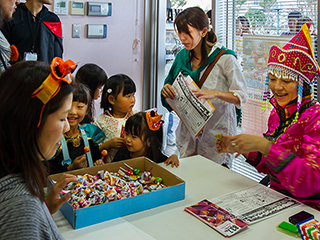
[{"x1": 2, "y1": 3, "x2": 63, "y2": 64}]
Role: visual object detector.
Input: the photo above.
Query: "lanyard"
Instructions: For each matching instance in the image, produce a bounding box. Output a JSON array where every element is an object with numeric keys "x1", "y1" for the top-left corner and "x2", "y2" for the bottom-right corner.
[
  {"x1": 79, "y1": 125, "x2": 94, "y2": 167},
  {"x1": 61, "y1": 136, "x2": 71, "y2": 166},
  {"x1": 61, "y1": 125, "x2": 94, "y2": 167}
]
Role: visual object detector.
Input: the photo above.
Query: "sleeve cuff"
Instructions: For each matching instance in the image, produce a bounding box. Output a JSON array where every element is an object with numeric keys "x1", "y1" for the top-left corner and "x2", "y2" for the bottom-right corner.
[
  {"x1": 264, "y1": 143, "x2": 296, "y2": 174},
  {"x1": 246, "y1": 151, "x2": 263, "y2": 167},
  {"x1": 231, "y1": 91, "x2": 246, "y2": 109}
]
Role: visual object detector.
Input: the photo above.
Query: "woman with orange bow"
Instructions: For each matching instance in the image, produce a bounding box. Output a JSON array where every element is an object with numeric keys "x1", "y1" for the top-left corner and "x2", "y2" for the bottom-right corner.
[{"x1": 0, "y1": 58, "x2": 78, "y2": 238}]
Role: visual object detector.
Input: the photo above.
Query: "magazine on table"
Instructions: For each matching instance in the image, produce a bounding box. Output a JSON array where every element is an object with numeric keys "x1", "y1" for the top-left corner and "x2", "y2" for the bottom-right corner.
[
  {"x1": 210, "y1": 184, "x2": 301, "y2": 225},
  {"x1": 166, "y1": 72, "x2": 215, "y2": 139},
  {"x1": 184, "y1": 199, "x2": 248, "y2": 237}
]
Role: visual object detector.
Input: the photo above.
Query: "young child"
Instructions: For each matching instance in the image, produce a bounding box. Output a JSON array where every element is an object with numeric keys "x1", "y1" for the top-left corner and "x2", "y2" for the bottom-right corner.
[
  {"x1": 113, "y1": 111, "x2": 179, "y2": 167},
  {"x1": 94, "y1": 74, "x2": 138, "y2": 163},
  {"x1": 48, "y1": 83, "x2": 106, "y2": 174},
  {"x1": 75, "y1": 63, "x2": 108, "y2": 123}
]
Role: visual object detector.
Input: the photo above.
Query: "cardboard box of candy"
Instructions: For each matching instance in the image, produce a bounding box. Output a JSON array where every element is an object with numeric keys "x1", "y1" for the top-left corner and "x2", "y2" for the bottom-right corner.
[{"x1": 47, "y1": 157, "x2": 185, "y2": 229}]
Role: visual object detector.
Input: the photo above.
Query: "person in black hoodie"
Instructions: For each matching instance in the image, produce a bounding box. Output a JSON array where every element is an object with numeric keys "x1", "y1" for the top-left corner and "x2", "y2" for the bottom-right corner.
[{"x1": 2, "y1": 0, "x2": 63, "y2": 64}]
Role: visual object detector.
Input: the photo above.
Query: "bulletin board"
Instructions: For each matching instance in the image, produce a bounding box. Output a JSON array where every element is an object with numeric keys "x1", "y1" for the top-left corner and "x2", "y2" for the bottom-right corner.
[{"x1": 240, "y1": 35, "x2": 291, "y2": 136}]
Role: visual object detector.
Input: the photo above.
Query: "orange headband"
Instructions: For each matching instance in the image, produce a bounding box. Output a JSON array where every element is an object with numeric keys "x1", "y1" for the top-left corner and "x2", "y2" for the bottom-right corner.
[
  {"x1": 32, "y1": 57, "x2": 77, "y2": 127},
  {"x1": 146, "y1": 111, "x2": 163, "y2": 131}
]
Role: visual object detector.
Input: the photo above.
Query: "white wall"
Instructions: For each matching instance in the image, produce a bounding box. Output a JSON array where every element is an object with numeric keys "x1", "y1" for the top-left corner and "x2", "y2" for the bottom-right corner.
[{"x1": 53, "y1": 0, "x2": 145, "y2": 116}]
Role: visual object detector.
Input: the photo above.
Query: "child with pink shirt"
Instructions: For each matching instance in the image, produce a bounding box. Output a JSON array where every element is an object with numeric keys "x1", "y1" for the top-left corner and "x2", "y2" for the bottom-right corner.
[{"x1": 94, "y1": 74, "x2": 138, "y2": 162}]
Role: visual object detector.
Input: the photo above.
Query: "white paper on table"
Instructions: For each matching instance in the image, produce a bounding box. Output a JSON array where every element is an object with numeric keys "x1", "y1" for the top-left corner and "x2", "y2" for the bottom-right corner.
[
  {"x1": 166, "y1": 73, "x2": 215, "y2": 139},
  {"x1": 210, "y1": 184, "x2": 301, "y2": 225}
]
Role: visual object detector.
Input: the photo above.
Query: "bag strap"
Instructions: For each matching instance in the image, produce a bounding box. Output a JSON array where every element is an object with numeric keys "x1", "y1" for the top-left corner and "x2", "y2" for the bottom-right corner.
[{"x1": 198, "y1": 48, "x2": 227, "y2": 89}]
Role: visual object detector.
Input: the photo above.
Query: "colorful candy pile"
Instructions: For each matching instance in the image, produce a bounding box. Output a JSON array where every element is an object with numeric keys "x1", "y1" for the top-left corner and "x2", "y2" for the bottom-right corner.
[{"x1": 64, "y1": 168, "x2": 165, "y2": 209}]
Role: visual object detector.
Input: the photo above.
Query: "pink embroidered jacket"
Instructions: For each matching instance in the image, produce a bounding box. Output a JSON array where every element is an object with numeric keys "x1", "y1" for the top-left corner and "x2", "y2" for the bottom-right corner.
[{"x1": 247, "y1": 96, "x2": 320, "y2": 210}]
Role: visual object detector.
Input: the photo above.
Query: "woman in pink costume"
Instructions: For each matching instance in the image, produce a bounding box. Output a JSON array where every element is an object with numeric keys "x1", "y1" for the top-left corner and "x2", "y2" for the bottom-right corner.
[{"x1": 213, "y1": 24, "x2": 320, "y2": 210}]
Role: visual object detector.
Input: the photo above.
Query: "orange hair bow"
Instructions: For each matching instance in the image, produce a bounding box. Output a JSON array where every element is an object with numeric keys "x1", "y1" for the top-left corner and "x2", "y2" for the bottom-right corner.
[
  {"x1": 32, "y1": 57, "x2": 77, "y2": 127},
  {"x1": 146, "y1": 110, "x2": 163, "y2": 131}
]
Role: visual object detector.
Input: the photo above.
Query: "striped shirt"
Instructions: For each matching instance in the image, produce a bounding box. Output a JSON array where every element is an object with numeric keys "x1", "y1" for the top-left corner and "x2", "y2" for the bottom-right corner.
[
  {"x1": 0, "y1": 174, "x2": 63, "y2": 239},
  {"x1": 0, "y1": 30, "x2": 10, "y2": 74}
]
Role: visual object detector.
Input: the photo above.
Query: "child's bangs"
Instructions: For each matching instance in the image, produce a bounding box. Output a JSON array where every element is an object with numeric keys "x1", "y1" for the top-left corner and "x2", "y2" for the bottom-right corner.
[
  {"x1": 125, "y1": 114, "x2": 146, "y2": 139},
  {"x1": 174, "y1": 13, "x2": 191, "y2": 35},
  {"x1": 73, "y1": 84, "x2": 90, "y2": 105},
  {"x1": 122, "y1": 79, "x2": 136, "y2": 96}
]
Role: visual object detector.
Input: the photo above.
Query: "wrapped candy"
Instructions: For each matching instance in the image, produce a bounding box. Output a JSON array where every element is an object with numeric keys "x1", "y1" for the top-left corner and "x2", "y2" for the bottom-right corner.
[
  {"x1": 216, "y1": 134, "x2": 223, "y2": 141},
  {"x1": 79, "y1": 197, "x2": 90, "y2": 208},
  {"x1": 101, "y1": 150, "x2": 108, "y2": 162},
  {"x1": 155, "y1": 177, "x2": 162, "y2": 183},
  {"x1": 66, "y1": 167, "x2": 166, "y2": 209},
  {"x1": 124, "y1": 163, "x2": 140, "y2": 175},
  {"x1": 84, "y1": 146, "x2": 90, "y2": 153}
]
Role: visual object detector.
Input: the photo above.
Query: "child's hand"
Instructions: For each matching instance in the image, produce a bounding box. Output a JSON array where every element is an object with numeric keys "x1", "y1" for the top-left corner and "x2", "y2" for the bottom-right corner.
[
  {"x1": 110, "y1": 137, "x2": 125, "y2": 149},
  {"x1": 68, "y1": 155, "x2": 87, "y2": 170},
  {"x1": 45, "y1": 173, "x2": 78, "y2": 214},
  {"x1": 164, "y1": 154, "x2": 179, "y2": 167},
  {"x1": 99, "y1": 138, "x2": 125, "y2": 151},
  {"x1": 94, "y1": 159, "x2": 104, "y2": 166},
  {"x1": 162, "y1": 84, "x2": 176, "y2": 99}
]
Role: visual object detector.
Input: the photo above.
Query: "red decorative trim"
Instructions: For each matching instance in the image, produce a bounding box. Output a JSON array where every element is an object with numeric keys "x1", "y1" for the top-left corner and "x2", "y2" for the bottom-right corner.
[{"x1": 42, "y1": 21, "x2": 62, "y2": 39}]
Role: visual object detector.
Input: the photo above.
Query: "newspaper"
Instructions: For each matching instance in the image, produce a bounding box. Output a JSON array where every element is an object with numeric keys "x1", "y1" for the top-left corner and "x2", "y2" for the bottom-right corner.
[
  {"x1": 210, "y1": 184, "x2": 301, "y2": 225},
  {"x1": 166, "y1": 72, "x2": 215, "y2": 139}
]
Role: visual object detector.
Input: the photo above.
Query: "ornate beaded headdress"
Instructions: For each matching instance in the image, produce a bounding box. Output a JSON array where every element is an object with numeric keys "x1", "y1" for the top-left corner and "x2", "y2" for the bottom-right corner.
[
  {"x1": 262, "y1": 23, "x2": 320, "y2": 123},
  {"x1": 32, "y1": 57, "x2": 77, "y2": 127},
  {"x1": 146, "y1": 110, "x2": 163, "y2": 131}
]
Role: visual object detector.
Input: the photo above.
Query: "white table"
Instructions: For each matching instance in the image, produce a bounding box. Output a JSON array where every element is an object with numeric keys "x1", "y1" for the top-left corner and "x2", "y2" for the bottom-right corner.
[{"x1": 54, "y1": 155, "x2": 320, "y2": 239}]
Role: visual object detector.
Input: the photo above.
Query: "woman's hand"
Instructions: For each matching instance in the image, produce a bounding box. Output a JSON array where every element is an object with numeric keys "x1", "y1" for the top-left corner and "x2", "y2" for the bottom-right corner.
[
  {"x1": 215, "y1": 134, "x2": 272, "y2": 156},
  {"x1": 162, "y1": 84, "x2": 176, "y2": 99},
  {"x1": 215, "y1": 135, "x2": 232, "y2": 153},
  {"x1": 45, "y1": 174, "x2": 78, "y2": 214},
  {"x1": 192, "y1": 89, "x2": 221, "y2": 99},
  {"x1": 192, "y1": 89, "x2": 241, "y2": 105},
  {"x1": 164, "y1": 154, "x2": 179, "y2": 167},
  {"x1": 68, "y1": 155, "x2": 87, "y2": 171}
]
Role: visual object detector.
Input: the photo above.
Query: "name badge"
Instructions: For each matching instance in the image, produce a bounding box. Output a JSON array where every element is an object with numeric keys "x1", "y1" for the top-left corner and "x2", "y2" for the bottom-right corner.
[{"x1": 24, "y1": 52, "x2": 38, "y2": 61}]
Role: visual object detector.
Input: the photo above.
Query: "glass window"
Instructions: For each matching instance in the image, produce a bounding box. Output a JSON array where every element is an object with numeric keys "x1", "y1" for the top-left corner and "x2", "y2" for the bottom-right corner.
[{"x1": 216, "y1": 0, "x2": 318, "y2": 102}]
